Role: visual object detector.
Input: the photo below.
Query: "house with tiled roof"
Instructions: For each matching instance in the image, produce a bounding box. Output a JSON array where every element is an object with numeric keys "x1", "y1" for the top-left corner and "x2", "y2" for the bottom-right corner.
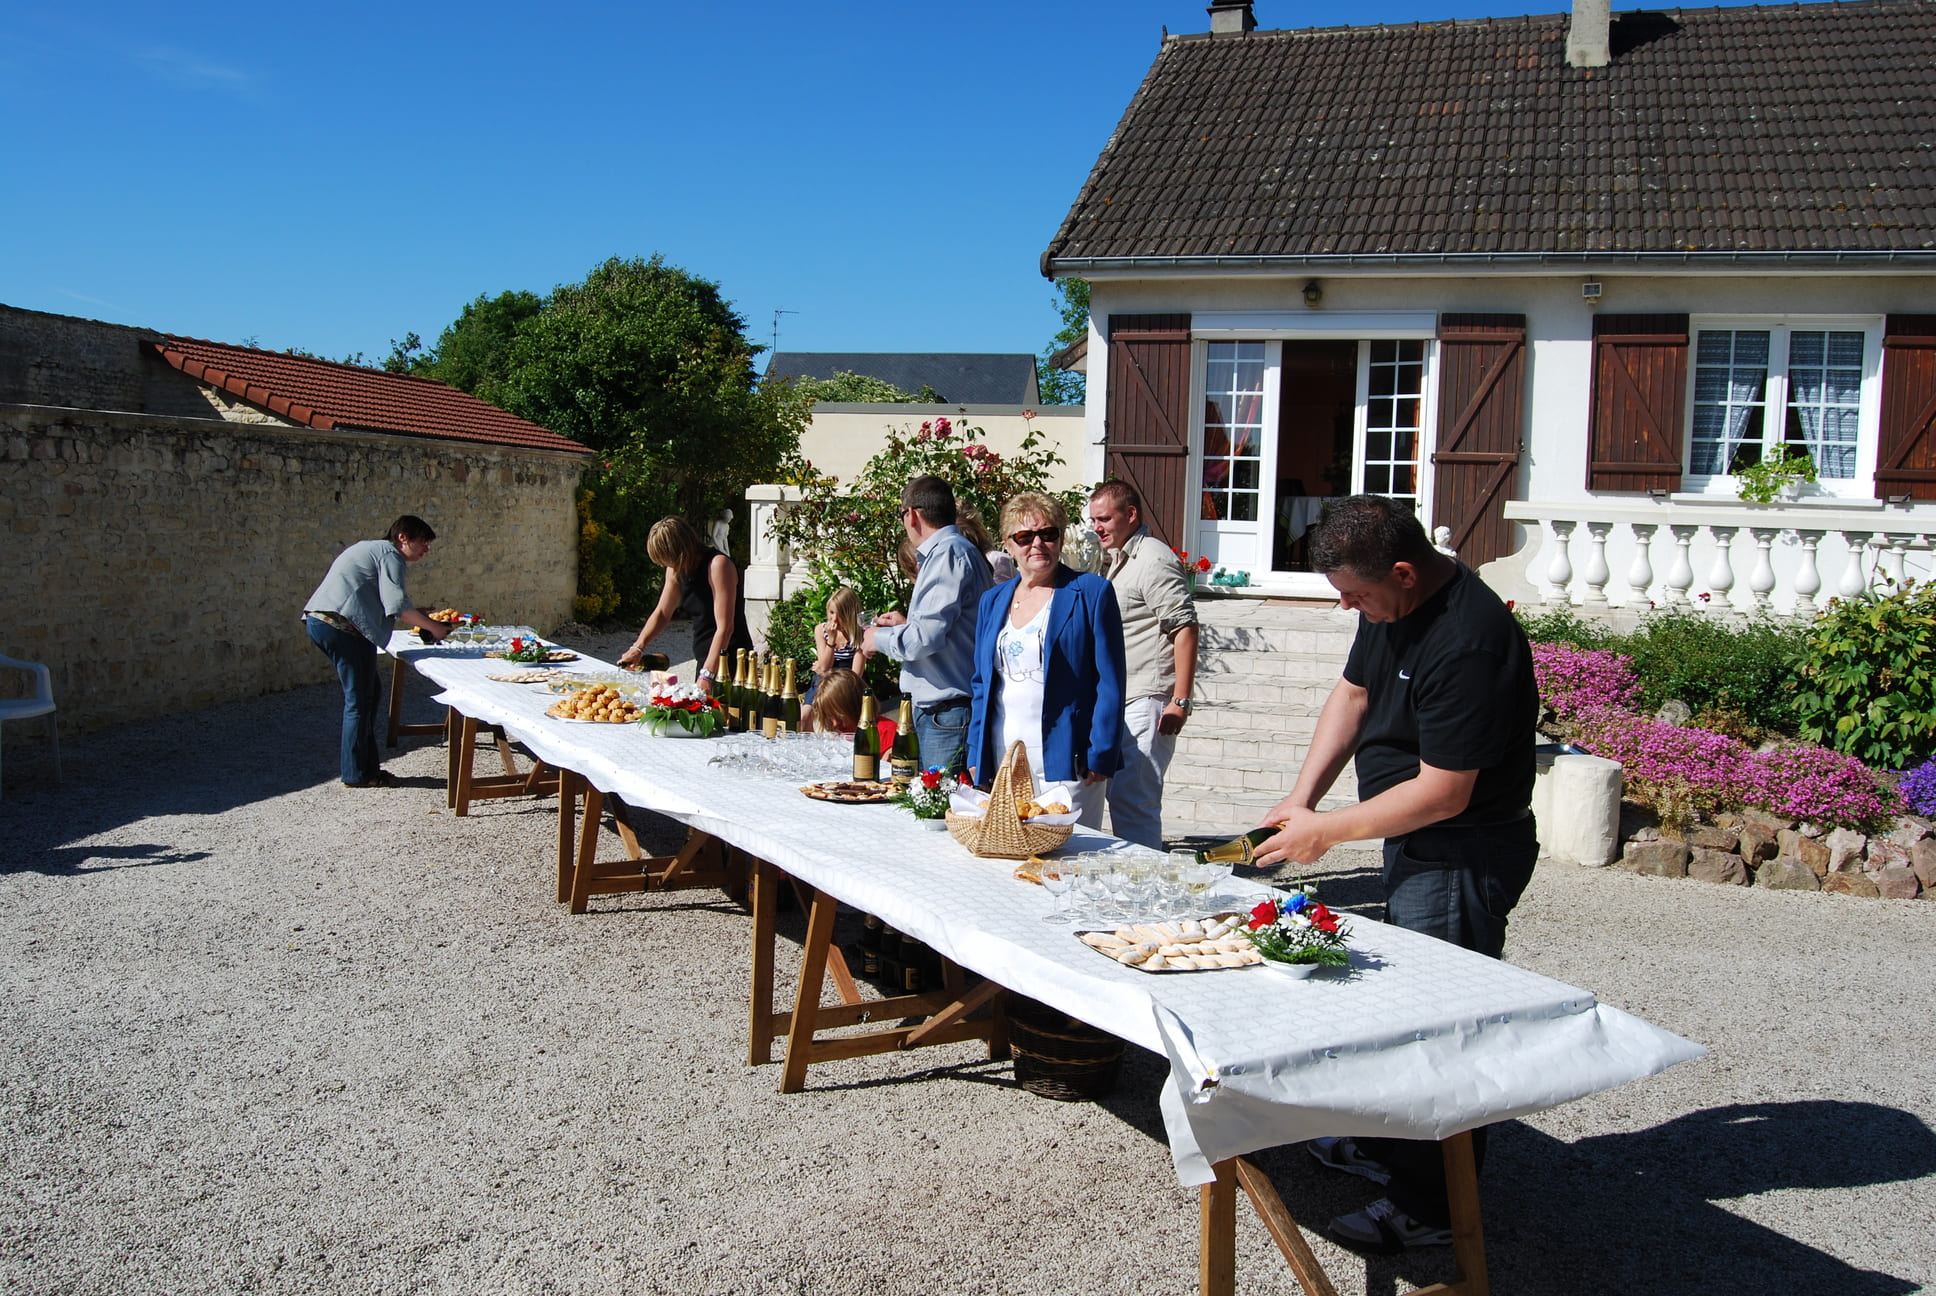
[{"x1": 1047, "y1": 0, "x2": 1936, "y2": 611}]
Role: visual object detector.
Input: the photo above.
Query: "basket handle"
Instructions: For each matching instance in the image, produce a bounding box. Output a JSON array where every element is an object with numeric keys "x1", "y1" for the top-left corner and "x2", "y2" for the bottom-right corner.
[{"x1": 987, "y1": 740, "x2": 1032, "y2": 825}]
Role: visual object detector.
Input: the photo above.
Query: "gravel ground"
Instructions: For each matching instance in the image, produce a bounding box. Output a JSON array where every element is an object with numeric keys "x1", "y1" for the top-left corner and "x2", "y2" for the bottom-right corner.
[{"x1": 3, "y1": 627, "x2": 1933, "y2": 1295}]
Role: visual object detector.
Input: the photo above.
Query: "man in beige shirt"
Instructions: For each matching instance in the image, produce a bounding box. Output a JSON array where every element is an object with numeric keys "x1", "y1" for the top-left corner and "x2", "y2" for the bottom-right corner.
[{"x1": 1088, "y1": 482, "x2": 1199, "y2": 848}]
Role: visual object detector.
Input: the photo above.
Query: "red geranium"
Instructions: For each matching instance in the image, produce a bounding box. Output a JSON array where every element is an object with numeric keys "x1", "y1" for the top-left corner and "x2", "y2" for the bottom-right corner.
[
  {"x1": 1307, "y1": 903, "x2": 1339, "y2": 933},
  {"x1": 1248, "y1": 899, "x2": 1279, "y2": 930},
  {"x1": 1195, "y1": 556, "x2": 1212, "y2": 573}
]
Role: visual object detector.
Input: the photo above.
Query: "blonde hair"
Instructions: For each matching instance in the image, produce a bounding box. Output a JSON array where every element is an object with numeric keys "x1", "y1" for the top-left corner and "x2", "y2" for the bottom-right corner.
[
  {"x1": 826, "y1": 587, "x2": 860, "y2": 647},
  {"x1": 999, "y1": 491, "x2": 1068, "y2": 541},
  {"x1": 812, "y1": 670, "x2": 863, "y2": 734},
  {"x1": 645, "y1": 516, "x2": 707, "y2": 575}
]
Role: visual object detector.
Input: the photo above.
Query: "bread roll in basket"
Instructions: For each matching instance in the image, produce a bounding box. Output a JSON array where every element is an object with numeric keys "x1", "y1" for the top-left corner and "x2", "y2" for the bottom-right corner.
[{"x1": 945, "y1": 741, "x2": 1075, "y2": 859}]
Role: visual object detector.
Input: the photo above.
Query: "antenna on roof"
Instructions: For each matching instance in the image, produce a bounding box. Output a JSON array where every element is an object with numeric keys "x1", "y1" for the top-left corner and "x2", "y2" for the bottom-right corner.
[{"x1": 771, "y1": 308, "x2": 797, "y2": 357}]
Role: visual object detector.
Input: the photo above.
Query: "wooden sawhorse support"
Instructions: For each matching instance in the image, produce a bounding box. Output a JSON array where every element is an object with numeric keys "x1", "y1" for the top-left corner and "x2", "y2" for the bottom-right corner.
[
  {"x1": 1198, "y1": 1132, "x2": 1488, "y2": 1296},
  {"x1": 445, "y1": 710, "x2": 558, "y2": 816},
  {"x1": 552, "y1": 768, "x2": 745, "y2": 914},
  {"x1": 746, "y1": 859, "x2": 1011, "y2": 1094},
  {"x1": 385, "y1": 653, "x2": 447, "y2": 747}
]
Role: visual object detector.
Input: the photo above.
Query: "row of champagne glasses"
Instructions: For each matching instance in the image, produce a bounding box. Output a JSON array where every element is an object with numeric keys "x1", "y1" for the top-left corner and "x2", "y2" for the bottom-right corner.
[{"x1": 1038, "y1": 850, "x2": 1233, "y2": 925}]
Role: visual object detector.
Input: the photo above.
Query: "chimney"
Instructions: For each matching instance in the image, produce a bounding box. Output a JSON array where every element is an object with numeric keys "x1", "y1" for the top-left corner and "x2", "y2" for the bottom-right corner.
[
  {"x1": 1207, "y1": 2, "x2": 1256, "y2": 35},
  {"x1": 1567, "y1": 0, "x2": 1610, "y2": 67}
]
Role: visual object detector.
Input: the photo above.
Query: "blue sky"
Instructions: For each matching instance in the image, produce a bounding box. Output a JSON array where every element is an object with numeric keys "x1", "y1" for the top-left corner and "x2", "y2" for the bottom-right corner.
[{"x1": 1, "y1": 0, "x2": 1560, "y2": 367}]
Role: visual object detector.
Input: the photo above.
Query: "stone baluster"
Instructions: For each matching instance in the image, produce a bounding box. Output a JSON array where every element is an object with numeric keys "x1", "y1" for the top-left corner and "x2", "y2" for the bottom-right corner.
[
  {"x1": 1704, "y1": 525, "x2": 1739, "y2": 613},
  {"x1": 1838, "y1": 531, "x2": 1872, "y2": 599},
  {"x1": 1792, "y1": 530, "x2": 1825, "y2": 613},
  {"x1": 1580, "y1": 521, "x2": 1613, "y2": 606},
  {"x1": 1544, "y1": 519, "x2": 1576, "y2": 605},
  {"x1": 1880, "y1": 532, "x2": 1911, "y2": 587},
  {"x1": 1664, "y1": 525, "x2": 1698, "y2": 607},
  {"x1": 743, "y1": 484, "x2": 801, "y2": 649},
  {"x1": 1746, "y1": 527, "x2": 1780, "y2": 614},
  {"x1": 1625, "y1": 523, "x2": 1657, "y2": 608}
]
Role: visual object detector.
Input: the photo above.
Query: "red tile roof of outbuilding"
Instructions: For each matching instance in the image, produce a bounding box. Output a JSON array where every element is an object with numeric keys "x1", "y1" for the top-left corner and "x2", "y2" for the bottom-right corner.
[{"x1": 152, "y1": 336, "x2": 590, "y2": 455}]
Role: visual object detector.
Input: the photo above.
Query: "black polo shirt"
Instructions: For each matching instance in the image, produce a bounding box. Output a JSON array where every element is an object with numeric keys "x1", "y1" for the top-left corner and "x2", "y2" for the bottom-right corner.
[{"x1": 1341, "y1": 563, "x2": 1537, "y2": 828}]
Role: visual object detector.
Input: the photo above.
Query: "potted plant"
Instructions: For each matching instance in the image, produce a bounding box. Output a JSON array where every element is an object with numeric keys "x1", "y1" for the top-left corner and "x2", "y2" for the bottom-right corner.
[
  {"x1": 1240, "y1": 888, "x2": 1350, "y2": 977},
  {"x1": 1735, "y1": 447, "x2": 1818, "y2": 504},
  {"x1": 637, "y1": 675, "x2": 725, "y2": 738}
]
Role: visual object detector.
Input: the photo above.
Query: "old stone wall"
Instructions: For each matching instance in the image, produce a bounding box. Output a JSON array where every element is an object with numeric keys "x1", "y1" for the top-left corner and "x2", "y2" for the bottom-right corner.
[{"x1": 1, "y1": 404, "x2": 583, "y2": 734}]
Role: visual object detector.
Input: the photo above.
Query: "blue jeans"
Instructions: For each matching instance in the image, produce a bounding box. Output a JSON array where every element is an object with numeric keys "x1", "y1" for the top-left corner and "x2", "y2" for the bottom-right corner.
[
  {"x1": 1362, "y1": 815, "x2": 1538, "y2": 1227},
  {"x1": 913, "y1": 698, "x2": 970, "y2": 778},
  {"x1": 307, "y1": 617, "x2": 381, "y2": 784}
]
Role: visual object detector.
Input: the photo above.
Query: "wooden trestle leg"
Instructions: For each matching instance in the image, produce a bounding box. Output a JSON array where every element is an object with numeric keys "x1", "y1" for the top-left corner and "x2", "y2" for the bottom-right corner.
[
  {"x1": 385, "y1": 653, "x2": 447, "y2": 747},
  {"x1": 1199, "y1": 1130, "x2": 1488, "y2": 1296},
  {"x1": 548, "y1": 777, "x2": 737, "y2": 914}
]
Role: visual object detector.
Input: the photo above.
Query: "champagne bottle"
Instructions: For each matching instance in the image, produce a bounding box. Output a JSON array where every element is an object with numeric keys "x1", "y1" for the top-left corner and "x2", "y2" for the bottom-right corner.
[
  {"x1": 749, "y1": 653, "x2": 767, "y2": 733},
  {"x1": 734, "y1": 650, "x2": 752, "y2": 731},
  {"x1": 879, "y1": 926, "x2": 904, "y2": 989},
  {"x1": 889, "y1": 698, "x2": 921, "y2": 788},
  {"x1": 852, "y1": 694, "x2": 881, "y2": 781},
  {"x1": 1194, "y1": 826, "x2": 1278, "y2": 867},
  {"x1": 761, "y1": 659, "x2": 782, "y2": 739},
  {"x1": 722, "y1": 650, "x2": 739, "y2": 730},
  {"x1": 779, "y1": 660, "x2": 801, "y2": 734}
]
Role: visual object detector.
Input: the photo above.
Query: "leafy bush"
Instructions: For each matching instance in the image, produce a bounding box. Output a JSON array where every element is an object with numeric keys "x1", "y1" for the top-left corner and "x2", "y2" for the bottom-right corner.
[
  {"x1": 573, "y1": 488, "x2": 624, "y2": 621},
  {"x1": 1531, "y1": 643, "x2": 1640, "y2": 721},
  {"x1": 763, "y1": 577, "x2": 900, "y2": 701},
  {"x1": 1791, "y1": 580, "x2": 1936, "y2": 768},
  {"x1": 793, "y1": 370, "x2": 935, "y2": 403},
  {"x1": 1515, "y1": 607, "x2": 1612, "y2": 650},
  {"x1": 1615, "y1": 611, "x2": 1808, "y2": 733}
]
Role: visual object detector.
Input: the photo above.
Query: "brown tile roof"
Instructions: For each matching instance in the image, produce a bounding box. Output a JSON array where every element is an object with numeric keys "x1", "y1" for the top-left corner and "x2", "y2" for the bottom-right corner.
[
  {"x1": 1044, "y1": 0, "x2": 1936, "y2": 270},
  {"x1": 152, "y1": 336, "x2": 590, "y2": 455}
]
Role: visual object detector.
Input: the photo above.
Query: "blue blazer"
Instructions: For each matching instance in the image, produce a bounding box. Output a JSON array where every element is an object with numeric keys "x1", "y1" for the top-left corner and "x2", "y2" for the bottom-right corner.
[{"x1": 966, "y1": 565, "x2": 1128, "y2": 785}]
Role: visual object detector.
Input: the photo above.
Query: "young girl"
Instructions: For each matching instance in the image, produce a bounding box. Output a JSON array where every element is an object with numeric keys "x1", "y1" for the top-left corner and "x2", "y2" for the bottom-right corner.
[
  {"x1": 806, "y1": 669, "x2": 898, "y2": 752},
  {"x1": 804, "y1": 587, "x2": 865, "y2": 705}
]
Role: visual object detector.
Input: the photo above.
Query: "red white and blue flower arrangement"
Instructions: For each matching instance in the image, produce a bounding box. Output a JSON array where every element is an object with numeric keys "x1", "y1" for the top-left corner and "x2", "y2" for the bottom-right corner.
[
  {"x1": 892, "y1": 767, "x2": 957, "y2": 820},
  {"x1": 638, "y1": 675, "x2": 725, "y2": 738},
  {"x1": 1242, "y1": 888, "x2": 1350, "y2": 972}
]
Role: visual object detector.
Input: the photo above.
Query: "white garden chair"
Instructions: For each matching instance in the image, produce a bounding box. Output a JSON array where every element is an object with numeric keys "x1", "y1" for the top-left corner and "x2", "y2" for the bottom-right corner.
[{"x1": 0, "y1": 654, "x2": 59, "y2": 799}]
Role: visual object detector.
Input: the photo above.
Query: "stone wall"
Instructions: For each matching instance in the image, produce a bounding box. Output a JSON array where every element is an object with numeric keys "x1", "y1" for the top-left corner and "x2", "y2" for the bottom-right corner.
[{"x1": 1, "y1": 404, "x2": 583, "y2": 734}]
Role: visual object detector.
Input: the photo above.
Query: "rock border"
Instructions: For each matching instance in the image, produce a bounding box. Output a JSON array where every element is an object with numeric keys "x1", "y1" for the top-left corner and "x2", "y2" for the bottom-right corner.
[{"x1": 1616, "y1": 806, "x2": 1935, "y2": 898}]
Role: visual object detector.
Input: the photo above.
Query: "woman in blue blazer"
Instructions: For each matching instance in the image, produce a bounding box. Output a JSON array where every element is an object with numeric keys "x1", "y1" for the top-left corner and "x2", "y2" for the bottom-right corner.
[{"x1": 966, "y1": 491, "x2": 1127, "y2": 828}]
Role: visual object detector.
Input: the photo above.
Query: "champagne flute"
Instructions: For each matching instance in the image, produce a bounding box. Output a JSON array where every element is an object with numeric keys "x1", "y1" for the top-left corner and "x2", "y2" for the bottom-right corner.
[
  {"x1": 1073, "y1": 854, "x2": 1112, "y2": 926},
  {"x1": 1121, "y1": 855, "x2": 1158, "y2": 923},
  {"x1": 1100, "y1": 853, "x2": 1134, "y2": 922},
  {"x1": 1158, "y1": 851, "x2": 1193, "y2": 918},
  {"x1": 1038, "y1": 855, "x2": 1075, "y2": 923},
  {"x1": 1181, "y1": 858, "x2": 1233, "y2": 910}
]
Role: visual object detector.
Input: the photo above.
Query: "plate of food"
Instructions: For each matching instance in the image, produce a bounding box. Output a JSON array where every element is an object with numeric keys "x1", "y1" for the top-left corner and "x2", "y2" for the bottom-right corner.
[
  {"x1": 487, "y1": 668, "x2": 568, "y2": 684},
  {"x1": 1075, "y1": 914, "x2": 1264, "y2": 972},
  {"x1": 488, "y1": 648, "x2": 579, "y2": 663},
  {"x1": 545, "y1": 686, "x2": 641, "y2": 723},
  {"x1": 800, "y1": 780, "x2": 896, "y2": 804}
]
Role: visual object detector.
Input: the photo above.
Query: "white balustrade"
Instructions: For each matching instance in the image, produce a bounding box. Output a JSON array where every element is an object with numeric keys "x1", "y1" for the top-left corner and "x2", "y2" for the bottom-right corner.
[{"x1": 1499, "y1": 500, "x2": 1935, "y2": 618}]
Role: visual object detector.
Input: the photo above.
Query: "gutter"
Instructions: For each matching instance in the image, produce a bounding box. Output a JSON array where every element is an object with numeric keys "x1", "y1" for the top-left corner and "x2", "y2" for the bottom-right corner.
[{"x1": 1045, "y1": 250, "x2": 1936, "y2": 279}]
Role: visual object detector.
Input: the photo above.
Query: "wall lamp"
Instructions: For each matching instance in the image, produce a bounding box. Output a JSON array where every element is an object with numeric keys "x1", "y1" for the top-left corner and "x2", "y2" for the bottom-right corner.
[{"x1": 1302, "y1": 279, "x2": 1323, "y2": 308}]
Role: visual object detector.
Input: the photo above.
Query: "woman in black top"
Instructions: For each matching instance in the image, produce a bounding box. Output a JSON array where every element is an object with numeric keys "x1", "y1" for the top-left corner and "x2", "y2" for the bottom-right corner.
[{"x1": 618, "y1": 516, "x2": 754, "y2": 692}]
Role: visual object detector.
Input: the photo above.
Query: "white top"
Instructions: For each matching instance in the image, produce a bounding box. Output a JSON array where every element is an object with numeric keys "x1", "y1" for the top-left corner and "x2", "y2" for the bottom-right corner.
[{"x1": 993, "y1": 599, "x2": 1050, "y2": 795}]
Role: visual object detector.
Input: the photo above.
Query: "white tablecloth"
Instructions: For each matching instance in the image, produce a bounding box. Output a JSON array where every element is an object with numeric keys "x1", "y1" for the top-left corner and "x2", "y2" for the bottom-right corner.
[{"x1": 392, "y1": 637, "x2": 1705, "y2": 1186}]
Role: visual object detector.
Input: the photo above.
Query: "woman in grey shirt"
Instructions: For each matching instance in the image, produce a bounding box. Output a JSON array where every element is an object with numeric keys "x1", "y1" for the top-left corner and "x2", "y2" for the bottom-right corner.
[{"x1": 303, "y1": 515, "x2": 450, "y2": 787}]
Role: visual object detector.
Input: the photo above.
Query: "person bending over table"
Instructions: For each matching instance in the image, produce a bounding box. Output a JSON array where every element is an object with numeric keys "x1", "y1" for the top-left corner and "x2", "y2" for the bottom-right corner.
[
  {"x1": 1253, "y1": 493, "x2": 1539, "y2": 1254},
  {"x1": 964, "y1": 491, "x2": 1127, "y2": 828},
  {"x1": 861, "y1": 476, "x2": 992, "y2": 776},
  {"x1": 618, "y1": 517, "x2": 754, "y2": 691},
  {"x1": 303, "y1": 514, "x2": 451, "y2": 788}
]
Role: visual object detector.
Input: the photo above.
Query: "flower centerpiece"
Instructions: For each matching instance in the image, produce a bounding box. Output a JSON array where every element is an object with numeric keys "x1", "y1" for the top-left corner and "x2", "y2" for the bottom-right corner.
[
  {"x1": 892, "y1": 767, "x2": 956, "y2": 820},
  {"x1": 1242, "y1": 889, "x2": 1350, "y2": 973},
  {"x1": 637, "y1": 675, "x2": 725, "y2": 738},
  {"x1": 502, "y1": 635, "x2": 552, "y2": 664}
]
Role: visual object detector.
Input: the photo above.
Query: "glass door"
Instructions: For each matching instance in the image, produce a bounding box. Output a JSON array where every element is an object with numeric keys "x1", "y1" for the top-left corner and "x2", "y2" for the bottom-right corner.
[{"x1": 1194, "y1": 340, "x2": 1277, "y2": 575}]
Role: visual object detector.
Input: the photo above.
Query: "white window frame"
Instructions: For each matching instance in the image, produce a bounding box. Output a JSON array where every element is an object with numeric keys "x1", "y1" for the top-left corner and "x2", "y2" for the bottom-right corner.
[{"x1": 1682, "y1": 314, "x2": 1884, "y2": 500}]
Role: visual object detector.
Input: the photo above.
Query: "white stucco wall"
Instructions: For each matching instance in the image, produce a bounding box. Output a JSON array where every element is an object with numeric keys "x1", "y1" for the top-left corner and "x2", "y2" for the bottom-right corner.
[
  {"x1": 797, "y1": 403, "x2": 1090, "y2": 493},
  {"x1": 1078, "y1": 269, "x2": 1936, "y2": 611}
]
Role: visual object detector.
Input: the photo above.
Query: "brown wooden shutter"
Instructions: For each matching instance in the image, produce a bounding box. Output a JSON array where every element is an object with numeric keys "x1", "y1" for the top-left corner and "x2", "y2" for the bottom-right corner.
[
  {"x1": 1876, "y1": 315, "x2": 1936, "y2": 500},
  {"x1": 1104, "y1": 314, "x2": 1192, "y2": 546},
  {"x1": 1430, "y1": 313, "x2": 1525, "y2": 566},
  {"x1": 1587, "y1": 313, "x2": 1689, "y2": 492}
]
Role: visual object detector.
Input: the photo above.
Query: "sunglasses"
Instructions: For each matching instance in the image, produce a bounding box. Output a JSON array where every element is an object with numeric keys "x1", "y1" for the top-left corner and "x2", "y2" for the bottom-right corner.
[{"x1": 1008, "y1": 526, "x2": 1063, "y2": 548}]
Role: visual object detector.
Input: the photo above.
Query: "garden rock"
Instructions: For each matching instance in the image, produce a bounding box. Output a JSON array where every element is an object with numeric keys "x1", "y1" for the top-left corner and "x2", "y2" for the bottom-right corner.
[
  {"x1": 1688, "y1": 848, "x2": 1750, "y2": 886},
  {"x1": 1621, "y1": 840, "x2": 1689, "y2": 878},
  {"x1": 1822, "y1": 872, "x2": 1881, "y2": 898},
  {"x1": 1873, "y1": 865, "x2": 1922, "y2": 900},
  {"x1": 1737, "y1": 822, "x2": 1779, "y2": 865},
  {"x1": 1910, "y1": 838, "x2": 1936, "y2": 890},
  {"x1": 1740, "y1": 808, "x2": 1794, "y2": 834},
  {"x1": 1866, "y1": 840, "x2": 1910, "y2": 871},
  {"x1": 1654, "y1": 699, "x2": 1692, "y2": 727},
  {"x1": 1886, "y1": 816, "x2": 1932, "y2": 849},
  {"x1": 1687, "y1": 825, "x2": 1739, "y2": 852},
  {"x1": 1755, "y1": 858, "x2": 1820, "y2": 891},
  {"x1": 1776, "y1": 830, "x2": 1831, "y2": 877},
  {"x1": 1824, "y1": 827, "x2": 1868, "y2": 874}
]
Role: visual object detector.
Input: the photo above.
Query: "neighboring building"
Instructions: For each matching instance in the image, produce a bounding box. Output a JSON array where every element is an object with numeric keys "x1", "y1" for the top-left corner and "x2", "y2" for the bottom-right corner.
[
  {"x1": 767, "y1": 352, "x2": 1041, "y2": 406},
  {"x1": 1, "y1": 303, "x2": 591, "y2": 733},
  {"x1": 1044, "y1": 0, "x2": 1936, "y2": 609}
]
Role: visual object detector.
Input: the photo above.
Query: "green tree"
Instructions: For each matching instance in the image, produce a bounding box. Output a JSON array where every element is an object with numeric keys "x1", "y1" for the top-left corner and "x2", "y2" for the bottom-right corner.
[
  {"x1": 793, "y1": 370, "x2": 937, "y2": 404},
  {"x1": 1036, "y1": 277, "x2": 1089, "y2": 406},
  {"x1": 412, "y1": 289, "x2": 543, "y2": 393}
]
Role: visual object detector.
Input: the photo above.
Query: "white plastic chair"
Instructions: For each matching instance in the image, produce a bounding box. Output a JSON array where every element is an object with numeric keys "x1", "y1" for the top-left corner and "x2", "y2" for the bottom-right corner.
[{"x1": 0, "y1": 654, "x2": 59, "y2": 798}]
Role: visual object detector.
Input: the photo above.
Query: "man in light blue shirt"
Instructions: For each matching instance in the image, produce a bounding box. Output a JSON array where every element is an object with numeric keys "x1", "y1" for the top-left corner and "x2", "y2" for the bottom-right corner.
[{"x1": 862, "y1": 475, "x2": 992, "y2": 776}]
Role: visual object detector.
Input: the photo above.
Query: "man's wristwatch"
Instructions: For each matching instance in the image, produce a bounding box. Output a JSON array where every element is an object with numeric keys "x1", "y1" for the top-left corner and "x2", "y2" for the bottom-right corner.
[{"x1": 1170, "y1": 696, "x2": 1193, "y2": 713}]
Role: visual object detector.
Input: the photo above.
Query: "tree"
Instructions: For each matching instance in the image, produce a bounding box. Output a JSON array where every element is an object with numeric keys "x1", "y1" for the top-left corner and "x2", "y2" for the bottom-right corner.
[
  {"x1": 1036, "y1": 277, "x2": 1089, "y2": 406},
  {"x1": 792, "y1": 370, "x2": 937, "y2": 404},
  {"x1": 414, "y1": 290, "x2": 543, "y2": 393}
]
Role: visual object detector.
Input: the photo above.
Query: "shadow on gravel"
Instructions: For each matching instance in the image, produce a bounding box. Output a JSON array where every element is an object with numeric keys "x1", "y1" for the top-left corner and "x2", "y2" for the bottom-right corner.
[{"x1": 1239, "y1": 1099, "x2": 1931, "y2": 1296}]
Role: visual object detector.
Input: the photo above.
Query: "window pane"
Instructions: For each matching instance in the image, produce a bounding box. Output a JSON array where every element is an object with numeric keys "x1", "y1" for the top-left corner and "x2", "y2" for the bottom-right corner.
[
  {"x1": 1370, "y1": 340, "x2": 1397, "y2": 366},
  {"x1": 1365, "y1": 466, "x2": 1391, "y2": 494},
  {"x1": 1360, "y1": 339, "x2": 1423, "y2": 505},
  {"x1": 1201, "y1": 491, "x2": 1226, "y2": 521},
  {"x1": 1204, "y1": 424, "x2": 1230, "y2": 457},
  {"x1": 1230, "y1": 491, "x2": 1257, "y2": 522},
  {"x1": 1784, "y1": 330, "x2": 1865, "y2": 480},
  {"x1": 1397, "y1": 340, "x2": 1424, "y2": 364},
  {"x1": 1368, "y1": 364, "x2": 1396, "y2": 397},
  {"x1": 1233, "y1": 459, "x2": 1258, "y2": 490},
  {"x1": 1690, "y1": 329, "x2": 1768, "y2": 479}
]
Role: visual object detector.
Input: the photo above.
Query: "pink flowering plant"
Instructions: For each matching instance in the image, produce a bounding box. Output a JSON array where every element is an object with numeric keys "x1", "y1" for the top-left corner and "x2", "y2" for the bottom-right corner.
[{"x1": 1532, "y1": 643, "x2": 1641, "y2": 721}]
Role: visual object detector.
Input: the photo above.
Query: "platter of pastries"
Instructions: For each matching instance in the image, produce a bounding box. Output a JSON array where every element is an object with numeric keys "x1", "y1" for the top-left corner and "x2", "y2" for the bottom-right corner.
[
  {"x1": 546, "y1": 686, "x2": 641, "y2": 723},
  {"x1": 800, "y1": 780, "x2": 895, "y2": 804},
  {"x1": 487, "y1": 668, "x2": 570, "y2": 684},
  {"x1": 1077, "y1": 915, "x2": 1265, "y2": 972},
  {"x1": 487, "y1": 648, "x2": 579, "y2": 663}
]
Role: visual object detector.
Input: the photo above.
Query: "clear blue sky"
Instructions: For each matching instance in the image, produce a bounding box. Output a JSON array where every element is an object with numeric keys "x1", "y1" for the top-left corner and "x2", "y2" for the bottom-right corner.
[{"x1": 1, "y1": 0, "x2": 1559, "y2": 368}]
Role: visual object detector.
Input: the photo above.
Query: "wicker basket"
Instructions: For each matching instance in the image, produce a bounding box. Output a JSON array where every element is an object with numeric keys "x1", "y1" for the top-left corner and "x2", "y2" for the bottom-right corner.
[
  {"x1": 944, "y1": 741, "x2": 1075, "y2": 859},
  {"x1": 1006, "y1": 995, "x2": 1123, "y2": 1101}
]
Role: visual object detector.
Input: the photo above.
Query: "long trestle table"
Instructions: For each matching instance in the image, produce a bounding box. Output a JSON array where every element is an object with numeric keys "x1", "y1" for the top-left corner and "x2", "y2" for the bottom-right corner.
[{"x1": 388, "y1": 637, "x2": 1705, "y2": 1295}]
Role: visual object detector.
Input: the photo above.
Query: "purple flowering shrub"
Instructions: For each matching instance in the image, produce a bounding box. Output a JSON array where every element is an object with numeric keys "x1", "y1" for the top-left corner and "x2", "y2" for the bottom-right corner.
[
  {"x1": 1900, "y1": 759, "x2": 1936, "y2": 817},
  {"x1": 1570, "y1": 709, "x2": 1748, "y2": 826},
  {"x1": 1532, "y1": 643, "x2": 1641, "y2": 721},
  {"x1": 1738, "y1": 745, "x2": 1903, "y2": 828}
]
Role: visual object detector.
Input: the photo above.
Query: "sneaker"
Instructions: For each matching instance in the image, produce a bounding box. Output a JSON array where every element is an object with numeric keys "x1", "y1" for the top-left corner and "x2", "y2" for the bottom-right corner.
[
  {"x1": 1326, "y1": 1197, "x2": 1454, "y2": 1253},
  {"x1": 1308, "y1": 1136, "x2": 1390, "y2": 1186}
]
